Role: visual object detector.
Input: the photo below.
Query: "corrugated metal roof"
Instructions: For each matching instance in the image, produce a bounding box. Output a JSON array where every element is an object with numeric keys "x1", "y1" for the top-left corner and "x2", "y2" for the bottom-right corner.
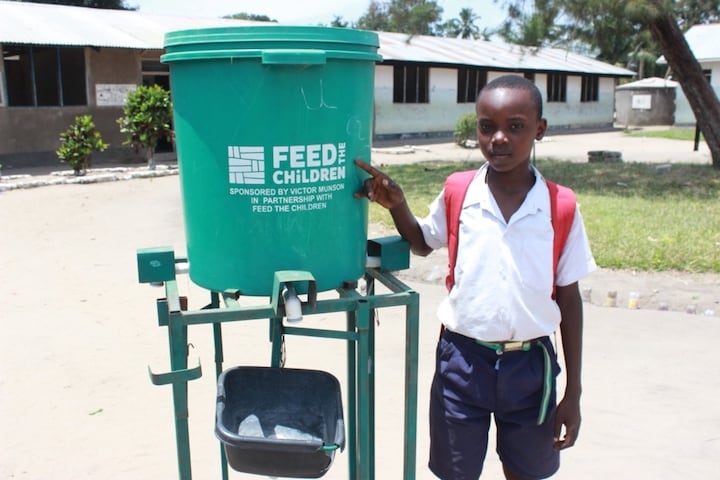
[
  {"x1": 657, "y1": 22, "x2": 720, "y2": 64},
  {"x1": 616, "y1": 77, "x2": 678, "y2": 90},
  {"x1": 377, "y1": 31, "x2": 634, "y2": 75},
  {"x1": 0, "y1": 0, "x2": 262, "y2": 49},
  {"x1": 0, "y1": 0, "x2": 633, "y2": 76}
]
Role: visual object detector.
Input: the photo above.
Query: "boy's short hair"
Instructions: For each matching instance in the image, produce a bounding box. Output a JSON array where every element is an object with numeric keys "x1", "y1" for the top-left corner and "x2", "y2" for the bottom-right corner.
[{"x1": 479, "y1": 75, "x2": 544, "y2": 120}]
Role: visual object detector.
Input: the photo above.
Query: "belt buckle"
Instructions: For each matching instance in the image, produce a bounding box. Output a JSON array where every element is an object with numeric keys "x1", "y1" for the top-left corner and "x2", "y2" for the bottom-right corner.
[{"x1": 502, "y1": 341, "x2": 526, "y2": 352}]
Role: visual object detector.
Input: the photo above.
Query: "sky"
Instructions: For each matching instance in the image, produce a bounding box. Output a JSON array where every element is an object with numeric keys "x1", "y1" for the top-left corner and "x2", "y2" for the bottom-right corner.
[{"x1": 130, "y1": 0, "x2": 507, "y2": 31}]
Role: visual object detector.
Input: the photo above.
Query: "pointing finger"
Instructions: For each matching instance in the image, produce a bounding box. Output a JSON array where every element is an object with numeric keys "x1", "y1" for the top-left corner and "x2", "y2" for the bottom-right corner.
[{"x1": 354, "y1": 158, "x2": 383, "y2": 177}]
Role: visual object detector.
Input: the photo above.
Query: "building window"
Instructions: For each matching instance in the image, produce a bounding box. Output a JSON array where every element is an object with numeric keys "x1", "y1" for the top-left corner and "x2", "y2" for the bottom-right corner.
[
  {"x1": 393, "y1": 64, "x2": 429, "y2": 103},
  {"x1": 142, "y1": 60, "x2": 170, "y2": 89},
  {"x1": 546, "y1": 73, "x2": 567, "y2": 102},
  {"x1": 581, "y1": 75, "x2": 599, "y2": 102},
  {"x1": 0, "y1": 65, "x2": 4, "y2": 106},
  {"x1": 457, "y1": 67, "x2": 487, "y2": 103},
  {"x1": 3, "y1": 45, "x2": 86, "y2": 107}
]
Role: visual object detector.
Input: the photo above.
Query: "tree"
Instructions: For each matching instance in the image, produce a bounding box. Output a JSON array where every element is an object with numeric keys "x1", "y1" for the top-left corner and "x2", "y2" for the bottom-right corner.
[
  {"x1": 56, "y1": 115, "x2": 108, "y2": 175},
  {"x1": 357, "y1": 1, "x2": 392, "y2": 31},
  {"x1": 15, "y1": 0, "x2": 135, "y2": 9},
  {"x1": 387, "y1": 0, "x2": 443, "y2": 35},
  {"x1": 330, "y1": 15, "x2": 350, "y2": 28},
  {"x1": 499, "y1": 0, "x2": 563, "y2": 47},
  {"x1": 440, "y1": 7, "x2": 482, "y2": 39},
  {"x1": 674, "y1": 0, "x2": 720, "y2": 29},
  {"x1": 117, "y1": 85, "x2": 173, "y2": 170},
  {"x1": 222, "y1": 13, "x2": 278, "y2": 22},
  {"x1": 498, "y1": 0, "x2": 720, "y2": 168},
  {"x1": 563, "y1": 0, "x2": 649, "y2": 64},
  {"x1": 456, "y1": 8, "x2": 482, "y2": 39},
  {"x1": 357, "y1": 0, "x2": 443, "y2": 35},
  {"x1": 632, "y1": 3, "x2": 720, "y2": 168},
  {"x1": 534, "y1": 1, "x2": 664, "y2": 79}
]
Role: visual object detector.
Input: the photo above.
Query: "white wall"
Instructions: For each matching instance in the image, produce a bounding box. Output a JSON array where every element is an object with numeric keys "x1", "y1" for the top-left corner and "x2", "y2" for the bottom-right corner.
[
  {"x1": 673, "y1": 61, "x2": 720, "y2": 125},
  {"x1": 537, "y1": 75, "x2": 616, "y2": 129},
  {"x1": 373, "y1": 66, "x2": 619, "y2": 138},
  {"x1": 374, "y1": 65, "x2": 475, "y2": 137}
]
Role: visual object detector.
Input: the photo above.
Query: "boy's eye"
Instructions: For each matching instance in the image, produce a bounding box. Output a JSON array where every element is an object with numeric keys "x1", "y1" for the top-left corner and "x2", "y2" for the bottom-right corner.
[
  {"x1": 510, "y1": 122, "x2": 524, "y2": 131},
  {"x1": 478, "y1": 124, "x2": 494, "y2": 134}
]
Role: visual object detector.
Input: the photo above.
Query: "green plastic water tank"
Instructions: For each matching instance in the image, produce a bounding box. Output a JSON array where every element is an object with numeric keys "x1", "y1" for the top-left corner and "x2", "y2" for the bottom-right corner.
[{"x1": 162, "y1": 26, "x2": 381, "y2": 295}]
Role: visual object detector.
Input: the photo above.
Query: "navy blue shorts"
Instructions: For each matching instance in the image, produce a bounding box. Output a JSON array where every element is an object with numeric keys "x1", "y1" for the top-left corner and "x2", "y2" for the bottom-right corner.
[{"x1": 428, "y1": 329, "x2": 561, "y2": 480}]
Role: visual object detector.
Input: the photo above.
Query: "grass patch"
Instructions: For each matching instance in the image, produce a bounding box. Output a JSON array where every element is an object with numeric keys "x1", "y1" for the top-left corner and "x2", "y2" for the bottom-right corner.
[
  {"x1": 369, "y1": 160, "x2": 720, "y2": 273},
  {"x1": 624, "y1": 127, "x2": 703, "y2": 142}
]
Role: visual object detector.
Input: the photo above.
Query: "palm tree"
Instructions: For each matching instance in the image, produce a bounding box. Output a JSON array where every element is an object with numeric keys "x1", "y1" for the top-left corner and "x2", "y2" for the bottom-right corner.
[
  {"x1": 441, "y1": 7, "x2": 481, "y2": 39},
  {"x1": 457, "y1": 8, "x2": 481, "y2": 39}
]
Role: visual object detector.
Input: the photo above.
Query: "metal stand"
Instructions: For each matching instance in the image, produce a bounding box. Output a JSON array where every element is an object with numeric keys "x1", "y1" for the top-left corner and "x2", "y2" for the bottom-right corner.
[{"x1": 137, "y1": 237, "x2": 419, "y2": 480}]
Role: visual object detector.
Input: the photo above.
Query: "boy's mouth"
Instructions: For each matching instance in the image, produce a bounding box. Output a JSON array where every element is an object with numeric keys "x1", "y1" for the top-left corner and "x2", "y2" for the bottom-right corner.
[{"x1": 488, "y1": 149, "x2": 511, "y2": 158}]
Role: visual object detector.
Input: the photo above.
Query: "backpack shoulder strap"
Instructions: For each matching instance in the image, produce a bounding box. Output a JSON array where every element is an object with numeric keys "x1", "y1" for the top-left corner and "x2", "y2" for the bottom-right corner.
[
  {"x1": 546, "y1": 180, "x2": 577, "y2": 298},
  {"x1": 444, "y1": 170, "x2": 477, "y2": 291}
]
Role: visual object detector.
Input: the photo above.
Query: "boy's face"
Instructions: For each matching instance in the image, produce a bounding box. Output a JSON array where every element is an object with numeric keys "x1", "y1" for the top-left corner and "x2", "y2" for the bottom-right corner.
[{"x1": 476, "y1": 87, "x2": 547, "y2": 173}]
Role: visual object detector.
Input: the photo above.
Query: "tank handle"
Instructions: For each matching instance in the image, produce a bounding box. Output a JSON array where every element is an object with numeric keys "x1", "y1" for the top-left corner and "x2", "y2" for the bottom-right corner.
[{"x1": 262, "y1": 49, "x2": 327, "y2": 65}]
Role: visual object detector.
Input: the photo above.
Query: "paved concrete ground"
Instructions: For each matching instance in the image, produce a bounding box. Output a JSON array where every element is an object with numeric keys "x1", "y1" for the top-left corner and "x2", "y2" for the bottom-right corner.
[
  {"x1": 370, "y1": 129, "x2": 712, "y2": 166},
  {"x1": 1, "y1": 164, "x2": 718, "y2": 479}
]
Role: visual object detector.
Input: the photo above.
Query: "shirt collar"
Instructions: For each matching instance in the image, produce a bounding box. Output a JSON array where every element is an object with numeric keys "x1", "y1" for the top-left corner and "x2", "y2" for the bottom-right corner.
[{"x1": 464, "y1": 163, "x2": 551, "y2": 217}]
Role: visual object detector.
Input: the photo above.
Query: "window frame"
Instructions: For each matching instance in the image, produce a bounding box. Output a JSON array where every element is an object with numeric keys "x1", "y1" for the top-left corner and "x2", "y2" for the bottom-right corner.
[
  {"x1": 0, "y1": 61, "x2": 5, "y2": 106},
  {"x1": 546, "y1": 73, "x2": 567, "y2": 103},
  {"x1": 2, "y1": 44, "x2": 87, "y2": 107},
  {"x1": 457, "y1": 67, "x2": 487, "y2": 104},
  {"x1": 393, "y1": 64, "x2": 429, "y2": 104},
  {"x1": 580, "y1": 75, "x2": 599, "y2": 103}
]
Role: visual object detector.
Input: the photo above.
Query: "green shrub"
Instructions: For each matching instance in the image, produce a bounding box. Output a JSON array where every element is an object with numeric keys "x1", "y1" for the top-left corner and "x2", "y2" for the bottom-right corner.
[
  {"x1": 56, "y1": 115, "x2": 109, "y2": 175},
  {"x1": 454, "y1": 113, "x2": 477, "y2": 147},
  {"x1": 117, "y1": 84, "x2": 173, "y2": 170}
]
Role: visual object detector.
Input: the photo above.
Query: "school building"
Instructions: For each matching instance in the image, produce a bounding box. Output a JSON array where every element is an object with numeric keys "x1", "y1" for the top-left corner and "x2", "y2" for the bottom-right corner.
[{"x1": 0, "y1": 0, "x2": 635, "y2": 168}]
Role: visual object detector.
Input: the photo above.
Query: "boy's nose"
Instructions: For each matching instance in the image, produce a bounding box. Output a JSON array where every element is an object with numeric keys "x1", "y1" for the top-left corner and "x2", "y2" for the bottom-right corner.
[{"x1": 492, "y1": 130, "x2": 508, "y2": 143}]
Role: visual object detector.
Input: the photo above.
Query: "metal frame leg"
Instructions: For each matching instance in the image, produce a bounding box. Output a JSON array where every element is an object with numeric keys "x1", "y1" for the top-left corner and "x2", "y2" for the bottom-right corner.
[
  {"x1": 355, "y1": 297, "x2": 373, "y2": 480},
  {"x1": 168, "y1": 312, "x2": 192, "y2": 480}
]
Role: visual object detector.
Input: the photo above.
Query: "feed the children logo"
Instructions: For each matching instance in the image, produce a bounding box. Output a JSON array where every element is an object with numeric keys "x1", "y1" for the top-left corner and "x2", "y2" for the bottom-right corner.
[{"x1": 227, "y1": 142, "x2": 347, "y2": 214}]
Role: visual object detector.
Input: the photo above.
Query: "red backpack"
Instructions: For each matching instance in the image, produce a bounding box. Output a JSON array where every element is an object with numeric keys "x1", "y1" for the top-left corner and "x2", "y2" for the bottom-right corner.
[{"x1": 443, "y1": 170, "x2": 576, "y2": 297}]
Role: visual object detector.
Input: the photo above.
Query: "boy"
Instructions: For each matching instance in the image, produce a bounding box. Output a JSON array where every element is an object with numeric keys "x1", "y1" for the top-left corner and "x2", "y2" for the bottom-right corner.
[{"x1": 354, "y1": 75, "x2": 596, "y2": 479}]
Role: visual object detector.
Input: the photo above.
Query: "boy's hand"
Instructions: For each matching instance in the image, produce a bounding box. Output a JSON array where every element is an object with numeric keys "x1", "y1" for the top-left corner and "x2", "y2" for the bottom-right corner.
[
  {"x1": 553, "y1": 396, "x2": 581, "y2": 451},
  {"x1": 353, "y1": 159, "x2": 406, "y2": 210}
]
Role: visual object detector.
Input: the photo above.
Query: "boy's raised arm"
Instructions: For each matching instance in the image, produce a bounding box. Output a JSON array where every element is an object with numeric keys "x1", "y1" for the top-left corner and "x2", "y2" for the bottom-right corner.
[{"x1": 354, "y1": 159, "x2": 433, "y2": 257}]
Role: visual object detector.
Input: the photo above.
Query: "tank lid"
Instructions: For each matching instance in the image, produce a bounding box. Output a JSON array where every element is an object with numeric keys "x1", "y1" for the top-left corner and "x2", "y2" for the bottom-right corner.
[
  {"x1": 162, "y1": 26, "x2": 381, "y2": 63},
  {"x1": 164, "y1": 25, "x2": 378, "y2": 48}
]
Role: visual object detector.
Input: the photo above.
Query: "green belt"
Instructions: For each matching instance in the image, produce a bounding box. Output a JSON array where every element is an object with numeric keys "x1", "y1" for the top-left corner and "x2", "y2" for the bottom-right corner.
[{"x1": 476, "y1": 339, "x2": 553, "y2": 425}]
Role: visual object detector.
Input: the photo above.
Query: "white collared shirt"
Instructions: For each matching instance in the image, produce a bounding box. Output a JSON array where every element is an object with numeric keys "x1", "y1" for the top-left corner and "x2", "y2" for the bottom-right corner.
[{"x1": 418, "y1": 163, "x2": 596, "y2": 341}]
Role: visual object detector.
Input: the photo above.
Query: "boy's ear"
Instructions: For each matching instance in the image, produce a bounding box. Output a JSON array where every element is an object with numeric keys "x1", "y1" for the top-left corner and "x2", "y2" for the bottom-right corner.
[{"x1": 535, "y1": 118, "x2": 548, "y2": 141}]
